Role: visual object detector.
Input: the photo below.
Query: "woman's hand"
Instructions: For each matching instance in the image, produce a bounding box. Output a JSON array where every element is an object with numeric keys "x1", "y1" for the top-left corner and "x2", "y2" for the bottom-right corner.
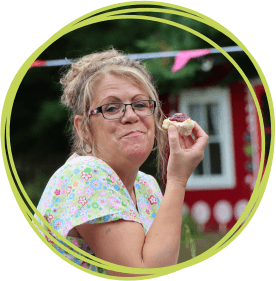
[{"x1": 166, "y1": 122, "x2": 209, "y2": 186}]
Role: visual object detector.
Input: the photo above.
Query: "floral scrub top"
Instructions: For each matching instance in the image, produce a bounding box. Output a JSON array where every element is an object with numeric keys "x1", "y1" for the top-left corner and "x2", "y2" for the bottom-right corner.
[{"x1": 34, "y1": 153, "x2": 163, "y2": 275}]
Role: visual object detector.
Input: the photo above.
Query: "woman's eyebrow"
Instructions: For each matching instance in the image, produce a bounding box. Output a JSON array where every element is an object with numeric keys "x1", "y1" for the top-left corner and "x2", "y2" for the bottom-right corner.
[
  {"x1": 100, "y1": 96, "x2": 121, "y2": 104},
  {"x1": 100, "y1": 94, "x2": 148, "y2": 105}
]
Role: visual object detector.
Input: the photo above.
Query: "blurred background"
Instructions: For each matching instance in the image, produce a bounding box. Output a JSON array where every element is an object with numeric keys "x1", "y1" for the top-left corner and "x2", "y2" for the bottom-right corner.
[{"x1": 10, "y1": 7, "x2": 271, "y2": 262}]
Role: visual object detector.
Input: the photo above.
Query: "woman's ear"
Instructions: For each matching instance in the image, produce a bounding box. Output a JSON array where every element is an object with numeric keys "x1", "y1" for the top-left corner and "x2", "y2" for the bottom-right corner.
[
  {"x1": 74, "y1": 115, "x2": 85, "y2": 140},
  {"x1": 74, "y1": 115, "x2": 93, "y2": 154}
]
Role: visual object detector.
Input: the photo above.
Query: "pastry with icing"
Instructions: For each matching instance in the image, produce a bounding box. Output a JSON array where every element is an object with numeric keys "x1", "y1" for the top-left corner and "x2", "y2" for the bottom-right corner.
[{"x1": 162, "y1": 113, "x2": 195, "y2": 136}]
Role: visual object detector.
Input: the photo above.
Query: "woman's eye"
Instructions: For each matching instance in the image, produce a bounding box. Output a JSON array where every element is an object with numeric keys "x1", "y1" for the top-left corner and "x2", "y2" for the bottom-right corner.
[
  {"x1": 105, "y1": 106, "x2": 117, "y2": 112},
  {"x1": 135, "y1": 102, "x2": 147, "y2": 108},
  {"x1": 103, "y1": 104, "x2": 121, "y2": 113}
]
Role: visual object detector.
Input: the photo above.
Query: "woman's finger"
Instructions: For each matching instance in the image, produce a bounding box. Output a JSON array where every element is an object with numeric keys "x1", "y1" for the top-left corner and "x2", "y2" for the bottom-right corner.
[
  {"x1": 192, "y1": 122, "x2": 207, "y2": 138},
  {"x1": 182, "y1": 135, "x2": 195, "y2": 149},
  {"x1": 168, "y1": 125, "x2": 181, "y2": 152},
  {"x1": 179, "y1": 135, "x2": 186, "y2": 149},
  {"x1": 191, "y1": 122, "x2": 209, "y2": 150},
  {"x1": 178, "y1": 135, "x2": 195, "y2": 149},
  {"x1": 187, "y1": 135, "x2": 195, "y2": 145}
]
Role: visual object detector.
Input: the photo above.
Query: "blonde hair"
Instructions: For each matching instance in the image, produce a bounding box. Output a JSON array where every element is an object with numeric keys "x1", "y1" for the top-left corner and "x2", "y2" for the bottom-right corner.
[{"x1": 60, "y1": 48, "x2": 168, "y2": 184}]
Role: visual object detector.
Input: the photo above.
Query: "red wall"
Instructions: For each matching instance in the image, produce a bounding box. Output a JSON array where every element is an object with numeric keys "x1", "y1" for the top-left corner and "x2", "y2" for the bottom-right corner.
[{"x1": 160, "y1": 82, "x2": 258, "y2": 232}]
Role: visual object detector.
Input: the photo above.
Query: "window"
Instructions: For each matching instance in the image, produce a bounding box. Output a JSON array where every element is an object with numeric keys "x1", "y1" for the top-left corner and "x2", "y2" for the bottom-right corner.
[{"x1": 179, "y1": 87, "x2": 236, "y2": 190}]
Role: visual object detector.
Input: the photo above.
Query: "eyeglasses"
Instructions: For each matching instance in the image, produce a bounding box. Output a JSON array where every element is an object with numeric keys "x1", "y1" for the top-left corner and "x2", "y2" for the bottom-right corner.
[{"x1": 89, "y1": 99, "x2": 157, "y2": 120}]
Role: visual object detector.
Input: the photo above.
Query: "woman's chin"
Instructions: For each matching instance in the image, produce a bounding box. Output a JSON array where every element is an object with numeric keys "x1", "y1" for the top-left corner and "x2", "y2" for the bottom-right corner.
[
  {"x1": 122, "y1": 144, "x2": 151, "y2": 162},
  {"x1": 118, "y1": 136, "x2": 152, "y2": 160}
]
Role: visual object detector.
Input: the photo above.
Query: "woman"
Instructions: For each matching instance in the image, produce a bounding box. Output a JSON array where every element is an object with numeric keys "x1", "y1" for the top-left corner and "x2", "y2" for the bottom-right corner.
[{"x1": 34, "y1": 49, "x2": 208, "y2": 276}]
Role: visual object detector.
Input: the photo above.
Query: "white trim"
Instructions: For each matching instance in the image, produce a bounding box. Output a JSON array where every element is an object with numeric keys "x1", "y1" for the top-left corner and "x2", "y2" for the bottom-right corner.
[
  {"x1": 179, "y1": 87, "x2": 236, "y2": 190},
  {"x1": 246, "y1": 79, "x2": 263, "y2": 189}
]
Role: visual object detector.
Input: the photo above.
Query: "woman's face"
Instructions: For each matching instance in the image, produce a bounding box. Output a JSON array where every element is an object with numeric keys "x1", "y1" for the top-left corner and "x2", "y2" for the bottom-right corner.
[{"x1": 88, "y1": 74, "x2": 155, "y2": 168}]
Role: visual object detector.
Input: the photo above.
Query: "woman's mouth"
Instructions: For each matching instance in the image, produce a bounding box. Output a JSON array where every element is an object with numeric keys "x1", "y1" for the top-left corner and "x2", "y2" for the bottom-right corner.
[{"x1": 124, "y1": 131, "x2": 143, "y2": 137}]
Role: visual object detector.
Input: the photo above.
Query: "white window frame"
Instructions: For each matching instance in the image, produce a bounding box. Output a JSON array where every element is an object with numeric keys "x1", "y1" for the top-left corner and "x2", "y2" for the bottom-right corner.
[{"x1": 179, "y1": 87, "x2": 236, "y2": 190}]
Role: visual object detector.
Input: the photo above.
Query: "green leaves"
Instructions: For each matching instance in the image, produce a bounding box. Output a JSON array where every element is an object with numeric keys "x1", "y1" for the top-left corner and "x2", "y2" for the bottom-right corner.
[
  {"x1": 32, "y1": 101, "x2": 67, "y2": 135},
  {"x1": 180, "y1": 214, "x2": 203, "y2": 258}
]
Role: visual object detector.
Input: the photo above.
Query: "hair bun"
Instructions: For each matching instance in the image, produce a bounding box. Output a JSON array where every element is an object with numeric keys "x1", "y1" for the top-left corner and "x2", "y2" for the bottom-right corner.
[{"x1": 60, "y1": 49, "x2": 125, "y2": 109}]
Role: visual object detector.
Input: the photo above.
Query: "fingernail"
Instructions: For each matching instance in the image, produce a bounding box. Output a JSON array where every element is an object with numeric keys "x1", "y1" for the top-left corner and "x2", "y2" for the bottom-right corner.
[{"x1": 168, "y1": 125, "x2": 175, "y2": 132}]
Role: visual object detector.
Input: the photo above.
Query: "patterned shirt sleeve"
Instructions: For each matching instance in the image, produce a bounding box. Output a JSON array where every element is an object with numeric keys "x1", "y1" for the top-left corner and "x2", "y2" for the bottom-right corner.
[{"x1": 36, "y1": 155, "x2": 142, "y2": 239}]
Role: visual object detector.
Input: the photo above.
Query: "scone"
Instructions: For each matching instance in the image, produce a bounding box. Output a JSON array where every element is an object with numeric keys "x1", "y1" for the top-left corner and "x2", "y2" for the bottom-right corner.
[{"x1": 162, "y1": 113, "x2": 195, "y2": 136}]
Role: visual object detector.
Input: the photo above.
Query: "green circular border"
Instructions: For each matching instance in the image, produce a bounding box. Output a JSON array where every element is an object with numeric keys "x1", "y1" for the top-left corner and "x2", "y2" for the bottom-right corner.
[
  {"x1": 0, "y1": 6, "x2": 268, "y2": 278},
  {"x1": 1, "y1": 1, "x2": 274, "y2": 279},
  {"x1": 1, "y1": 1, "x2": 270, "y2": 278}
]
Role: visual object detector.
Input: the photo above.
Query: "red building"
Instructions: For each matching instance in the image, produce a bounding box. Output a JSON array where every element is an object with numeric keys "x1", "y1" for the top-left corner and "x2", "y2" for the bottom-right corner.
[{"x1": 160, "y1": 67, "x2": 270, "y2": 233}]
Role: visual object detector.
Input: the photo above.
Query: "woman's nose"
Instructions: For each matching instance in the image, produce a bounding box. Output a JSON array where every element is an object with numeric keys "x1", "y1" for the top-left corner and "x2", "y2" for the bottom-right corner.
[{"x1": 121, "y1": 104, "x2": 139, "y2": 123}]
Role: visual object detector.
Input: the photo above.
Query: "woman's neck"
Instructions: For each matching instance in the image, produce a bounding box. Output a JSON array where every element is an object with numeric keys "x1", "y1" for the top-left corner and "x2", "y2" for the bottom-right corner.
[
  {"x1": 111, "y1": 164, "x2": 139, "y2": 213},
  {"x1": 113, "y1": 165, "x2": 139, "y2": 195},
  {"x1": 95, "y1": 153, "x2": 140, "y2": 195}
]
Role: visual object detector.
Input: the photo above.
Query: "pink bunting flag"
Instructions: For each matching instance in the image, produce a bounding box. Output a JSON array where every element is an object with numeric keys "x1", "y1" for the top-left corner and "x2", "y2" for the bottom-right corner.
[
  {"x1": 29, "y1": 60, "x2": 47, "y2": 69},
  {"x1": 171, "y1": 49, "x2": 211, "y2": 72}
]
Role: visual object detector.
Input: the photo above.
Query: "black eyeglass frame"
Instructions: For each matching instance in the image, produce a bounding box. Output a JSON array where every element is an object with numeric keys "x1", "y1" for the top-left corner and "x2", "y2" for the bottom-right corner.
[{"x1": 88, "y1": 99, "x2": 157, "y2": 120}]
